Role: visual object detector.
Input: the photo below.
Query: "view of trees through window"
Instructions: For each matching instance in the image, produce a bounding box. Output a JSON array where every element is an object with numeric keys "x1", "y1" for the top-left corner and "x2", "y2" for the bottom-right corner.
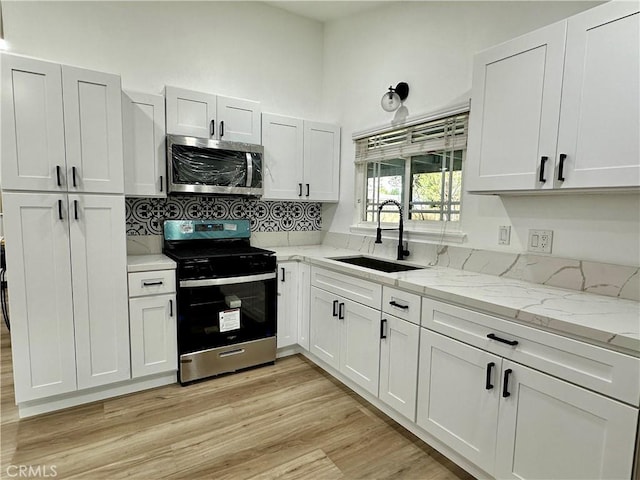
[{"x1": 365, "y1": 150, "x2": 463, "y2": 223}]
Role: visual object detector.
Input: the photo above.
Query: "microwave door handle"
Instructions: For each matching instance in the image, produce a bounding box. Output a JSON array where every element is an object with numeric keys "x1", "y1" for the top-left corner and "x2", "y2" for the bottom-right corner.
[{"x1": 246, "y1": 152, "x2": 253, "y2": 187}]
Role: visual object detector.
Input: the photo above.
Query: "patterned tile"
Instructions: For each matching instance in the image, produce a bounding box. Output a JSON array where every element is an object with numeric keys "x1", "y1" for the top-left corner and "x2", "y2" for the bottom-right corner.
[{"x1": 126, "y1": 196, "x2": 322, "y2": 235}]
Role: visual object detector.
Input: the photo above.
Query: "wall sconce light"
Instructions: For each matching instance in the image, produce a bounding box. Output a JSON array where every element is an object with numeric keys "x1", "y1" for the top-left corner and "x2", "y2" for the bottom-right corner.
[{"x1": 380, "y1": 82, "x2": 409, "y2": 112}]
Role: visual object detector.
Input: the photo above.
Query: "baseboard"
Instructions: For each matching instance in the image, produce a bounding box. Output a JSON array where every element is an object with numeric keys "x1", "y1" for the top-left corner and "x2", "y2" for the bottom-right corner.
[{"x1": 18, "y1": 371, "x2": 177, "y2": 418}]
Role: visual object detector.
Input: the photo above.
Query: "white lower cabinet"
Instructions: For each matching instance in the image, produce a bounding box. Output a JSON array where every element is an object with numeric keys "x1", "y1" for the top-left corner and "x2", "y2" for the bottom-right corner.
[
  {"x1": 128, "y1": 269, "x2": 177, "y2": 378},
  {"x1": 378, "y1": 315, "x2": 420, "y2": 421},
  {"x1": 277, "y1": 262, "x2": 299, "y2": 348},
  {"x1": 297, "y1": 263, "x2": 311, "y2": 350},
  {"x1": 309, "y1": 285, "x2": 381, "y2": 395},
  {"x1": 418, "y1": 329, "x2": 639, "y2": 479},
  {"x1": 3, "y1": 192, "x2": 130, "y2": 402}
]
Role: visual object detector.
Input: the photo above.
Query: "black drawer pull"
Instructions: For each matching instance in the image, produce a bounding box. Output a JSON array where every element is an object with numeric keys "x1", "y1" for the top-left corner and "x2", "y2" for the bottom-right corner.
[
  {"x1": 485, "y1": 362, "x2": 495, "y2": 390},
  {"x1": 210, "y1": 119, "x2": 215, "y2": 137},
  {"x1": 338, "y1": 302, "x2": 345, "y2": 320},
  {"x1": 58, "y1": 199, "x2": 63, "y2": 220},
  {"x1": 72, "y1": 166, "x2": 78, "y2": 187},
  {"x1": 298, "y1": 183, "x2": 303, "y2": 197},
  {"x1": 159, "y1": 176, "x2": 163, "y2": 192},
  {"x1": 380, "y1": 319, "x2": 387, "y2": 339},
  {"x1": 487, "y1": 333, "x2": 518, "y2": 347},
  {"x1": 557, "y1": 153, "x2": 566, "y2": 181},
  {"x1": 305, "y1": 183, "x2": 310, "y2": 197},
  {"x1": 74, "y1": 200, "x2": 79, "y2": 220},
  {"x1": 56, "y1": 165, "x2": 62, "y2": 186},
  {"x1": 143, "y1": 281, "x2": 163, "y2": 287},
  {"x1": 389, "y1": 300, "x2": 409, "y2": 310},
  {"x1": 539, "y1": 156, "x2": 548, "y2": 183},
  {"x1": 332, "y1": 300, "x2": 339, "y2": 317},
  {"x1": 220, "y1": 120, "x2": 224, "y2": 137},
  {"x1": 169, "y1": 299, "x2": 173, "y2": 317},
  {"x1": 502, "y1": 368, "x2": 513, "y2": 398}
]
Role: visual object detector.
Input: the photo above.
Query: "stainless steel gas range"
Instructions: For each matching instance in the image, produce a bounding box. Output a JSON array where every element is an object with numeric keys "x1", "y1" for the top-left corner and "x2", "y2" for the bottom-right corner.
[{"x1": 163, "y1": 219, "x2": 277, "y2": 385}]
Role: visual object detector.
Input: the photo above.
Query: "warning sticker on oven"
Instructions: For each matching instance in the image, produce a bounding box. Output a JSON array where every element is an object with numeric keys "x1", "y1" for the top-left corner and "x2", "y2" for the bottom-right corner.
[{"x1": 219, "y1": 308, "x2": 240, "y2": 332}]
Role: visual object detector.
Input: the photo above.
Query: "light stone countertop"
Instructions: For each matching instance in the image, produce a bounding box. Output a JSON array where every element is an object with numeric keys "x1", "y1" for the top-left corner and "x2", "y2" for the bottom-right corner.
[
  {"x1": 271, "y1": 245, "x2": 640, "y2": 356},
  {"x1": 127, "y1": 254, "x2": 176, "y2": 273}
]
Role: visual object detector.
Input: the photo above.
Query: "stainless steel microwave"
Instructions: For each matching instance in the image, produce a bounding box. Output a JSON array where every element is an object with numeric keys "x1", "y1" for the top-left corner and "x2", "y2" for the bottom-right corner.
[{"x1": 167, "y1": 135, "x2": 264, "y2": 196}]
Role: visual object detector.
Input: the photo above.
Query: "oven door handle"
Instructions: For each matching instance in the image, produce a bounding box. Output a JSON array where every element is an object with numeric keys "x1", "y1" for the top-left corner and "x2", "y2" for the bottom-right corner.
[{"x1": 179, "y1": 272, "x2": 276, "y2": 287}]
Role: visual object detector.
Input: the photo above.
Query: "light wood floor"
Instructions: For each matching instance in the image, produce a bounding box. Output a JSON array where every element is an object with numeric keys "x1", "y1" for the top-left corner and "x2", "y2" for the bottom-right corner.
[{"x1": 1, "y1": 322, "x2": 474, "y2": 479}]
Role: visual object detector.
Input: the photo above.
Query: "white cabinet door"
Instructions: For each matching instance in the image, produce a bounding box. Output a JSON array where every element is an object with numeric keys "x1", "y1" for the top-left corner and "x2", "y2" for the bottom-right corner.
[
  {"x1": 2, "y1": 192, "x2": 77, "y2": 402},
  {"x1": 165, "y1": 86, "x2": 216, "y2": 138},
  {"x1": 340, "y1": 298, "x2": 380, "y2": 396},
  {"x1": 1, "y1": 54, "x2": 66, "y2": 192},
  {"x1": 379, "y1": 315, "x2": 419, "y2": 421},
  {"x1": 465, "y1": 21, "x2": 566, "y2": 192},
  {"x1": 417, "y1": 329, "x2": 501, "y2": 475},
  {"x1": 277, "y1": 262, "x2": 298, "y2": 348},
  {"x1": 129, "y1": 294, "x2": 177, "y2": 378},
  {"x1": 69, "y1": 194, "x2": 130, "y2": 389},
  {"x1": 309, "y1": 286, "x2": 341, "y2": 370},
  {"x1": 262, "y1": 113, "x2": 304, "y2": 200},
  {"x1": 217, "y1": 95, "x2": 261, "y2": 144},
  {"x1": 496, "y1": 360, "x2": 638, "y2": 480},
  {"x1": 303, "y1": 121, "x2": 340, "y2": 201},
  {"x1": 123, "y1": 91, "x2": 166, "y2": 197},
  {"x1": 62, "y1": 66, "x2": 124, "y2": 194},
  {"x1": 556, "y1": 2, "x2": 640, "y2": 189},
  {"x1": 297, "y1": 263, "x2": 311, "y2": 350}
]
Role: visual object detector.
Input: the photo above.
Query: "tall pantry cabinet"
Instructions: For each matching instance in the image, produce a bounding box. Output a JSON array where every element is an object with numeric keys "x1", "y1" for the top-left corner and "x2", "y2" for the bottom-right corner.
[{"x1": 1, "y1": 53, "x2": 130, "y2": 403}]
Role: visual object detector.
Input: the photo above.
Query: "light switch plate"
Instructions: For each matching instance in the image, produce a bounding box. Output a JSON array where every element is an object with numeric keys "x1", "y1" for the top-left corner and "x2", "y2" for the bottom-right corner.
[
  {"x1": 498, "y1": 226, "x2": 511, "y2": 245},
  {"x1": 528, "y1": 229, "x2": 553, "y2": 254}
]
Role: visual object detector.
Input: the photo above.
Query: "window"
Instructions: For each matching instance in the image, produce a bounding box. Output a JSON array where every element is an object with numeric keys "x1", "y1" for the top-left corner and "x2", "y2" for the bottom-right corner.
[{"x1": 356, "y1": 111, "x2": 468, "y2": 228}]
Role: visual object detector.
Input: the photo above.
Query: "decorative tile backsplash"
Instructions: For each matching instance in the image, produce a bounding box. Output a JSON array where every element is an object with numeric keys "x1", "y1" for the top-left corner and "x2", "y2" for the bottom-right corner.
[{"x1": 126, "y1": 196, "x2": 321, "y2": 235}]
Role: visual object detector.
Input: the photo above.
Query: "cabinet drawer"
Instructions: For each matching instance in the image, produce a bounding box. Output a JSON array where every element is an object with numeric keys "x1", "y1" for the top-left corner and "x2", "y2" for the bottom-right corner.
[
  {"x1": 311, "y1": 266, "x2": 381, "y2": 309},
  {"x1": 382, "y1": 287, "x2": 421, "y2": 325},
  {"x1": 422, "y1": 297, "x2": 640, "y2": 406},
  {"x1": 128, "y1": 270, "x2": 176, "y2": 297}
]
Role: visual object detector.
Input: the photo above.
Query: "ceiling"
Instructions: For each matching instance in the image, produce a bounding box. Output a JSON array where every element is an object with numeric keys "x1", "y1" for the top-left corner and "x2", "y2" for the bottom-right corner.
[{"x1": 264, "y1": 1, "x2": 392, "y2": 22}]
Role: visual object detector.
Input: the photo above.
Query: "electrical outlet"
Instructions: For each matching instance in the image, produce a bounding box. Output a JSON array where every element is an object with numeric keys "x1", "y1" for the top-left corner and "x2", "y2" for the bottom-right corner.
[
  {"x1": 528, "y1": 229, "x2": 553, "y2": 254},
  {"x1": 498, "y1": 226, "x2": 511, "y2": 245}
]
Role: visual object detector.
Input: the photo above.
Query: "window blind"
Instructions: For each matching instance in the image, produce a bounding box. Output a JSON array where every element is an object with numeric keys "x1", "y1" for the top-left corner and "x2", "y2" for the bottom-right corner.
[{"x1": 354, "y1": 112, "x2": 469, "y2": 164}]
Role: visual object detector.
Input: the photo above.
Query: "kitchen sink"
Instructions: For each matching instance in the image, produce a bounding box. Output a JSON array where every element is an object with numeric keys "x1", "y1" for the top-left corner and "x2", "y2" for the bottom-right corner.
[{"x1": 331, "y1": 256, "x2": 424, "y2": 273}]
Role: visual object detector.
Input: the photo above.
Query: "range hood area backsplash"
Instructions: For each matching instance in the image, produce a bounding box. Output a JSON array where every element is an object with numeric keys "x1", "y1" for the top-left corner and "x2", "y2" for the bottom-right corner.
[{"x1": 126, "y1": 196, "x2": 321, "y2": 236}]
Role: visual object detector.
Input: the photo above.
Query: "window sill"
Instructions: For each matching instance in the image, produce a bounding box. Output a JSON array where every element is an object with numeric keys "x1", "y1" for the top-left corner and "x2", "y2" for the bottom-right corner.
[{"x1": 349, "y1": 223, "x2": 467, "y2": 244}]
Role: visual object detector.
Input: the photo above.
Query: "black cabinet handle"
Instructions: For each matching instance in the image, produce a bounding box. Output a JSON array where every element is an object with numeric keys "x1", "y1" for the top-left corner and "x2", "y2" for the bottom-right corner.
[
  {"x1": 72, "y1": 166, "x2": 77, "y2": 187},
  {"x1": 539, "y1": 156, "x2": 548, "y2": 183},
  {"x1": 338, "y1": 302, "x2": 345, "y2": 320},
  {"x1": 58, "y1": 199, "x2": 63, "y2": 220},
  {"x1": 74, "y1": 200, "x2": 79, "y2": 220},
  {"x1": 305, "y1": 184, "x2": 310, "y2": 197},
  {"x1": 502, "y1": 368, "x2": 513, "y2": 398},
  {"x1": 298, "y1": 183, "x2": 303, "y2": 197},
  {"x1": 557, "y1": 153, "x2": 566, "y2": 182},
  {"x1": 169, "y1": 299, "x2": 173, "y2": 317},
  {"x1": 220, "y1": 120, "x2": 224, "y2": 137},
  {"x1": 487, "y1": 333, "x2": 519, "y2": 347},
  {"x1": 389, "y1": 300, "x2": 409, "y2": 310},
  {"x1": 332, "y1": 300, "x2": 339, "y2": 317},
  {"x1": 142, "y1": 281, "x2": 163, "y2": 287},
  {"x1": 210, "y1": 119, "x2": 215, "y2": 137},
  {"x1": 160, "y1": 176, "x2": 163, "y2": 192},
  {"x1": 486, "y1": 362, "x2": 495, "y2": 390},
  {"x1": 56, "y1": 165, "x2": 62, "y2": 186},
  {"x1": 281, "y1": 267, "x2": 285, "y2": 282},
  {"x1": 380, "y1": 318, "x2": 387, "y2": 339}
]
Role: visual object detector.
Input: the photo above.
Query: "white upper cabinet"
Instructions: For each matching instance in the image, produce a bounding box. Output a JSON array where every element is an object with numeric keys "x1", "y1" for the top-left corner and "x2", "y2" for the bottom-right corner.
[
  {"x1": 123, "y1": 91, "x2": 166, "y2": 197},
  {"x1": 62, "y1": 66, "x2": 124, "y2": 194},
  {"x1": 262, "y1": 114, "x2": 341, "y2": 202},
  {"x1": 466, "y1": 1, "x2": 640, "y2": 193},
  {"x1": 1, "y1": 54, "x2": 66, "y2": 192},
  {"x1": 165, "y1": 86, "x2": 261, "y2": 144},
  {"x1": 465, "y1": 21, "x2": 566, "y2": 192},
  {"x1": 556, "y1": 3, "x2": 639, "y2": 189},
  {"x1": 1, "y1": 54, "x2": 124, "y2": 194}
]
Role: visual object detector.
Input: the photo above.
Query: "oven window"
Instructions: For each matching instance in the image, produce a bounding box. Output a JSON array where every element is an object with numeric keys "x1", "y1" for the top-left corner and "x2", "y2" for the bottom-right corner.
[
  {"x1": 172, "y1": 144, "x2": 249, "y2": 187},
  {"x1": 177, "y1": 278, "x2": 276, "y2": 353}
]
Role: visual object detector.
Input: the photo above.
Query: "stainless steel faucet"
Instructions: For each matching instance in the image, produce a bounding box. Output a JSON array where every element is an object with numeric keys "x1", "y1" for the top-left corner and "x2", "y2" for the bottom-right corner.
[{"x1": 374, "y1": 199, "x2": 410, "y2": 261}]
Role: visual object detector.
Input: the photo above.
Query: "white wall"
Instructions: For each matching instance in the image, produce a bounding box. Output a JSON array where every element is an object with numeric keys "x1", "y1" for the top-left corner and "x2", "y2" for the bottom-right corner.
[
  {"x1": 322, "y1": 1, "x2": 640, "y2": 267},
  {"x1": 2, "y1": 1, "x2": 325, "y2": 119}
]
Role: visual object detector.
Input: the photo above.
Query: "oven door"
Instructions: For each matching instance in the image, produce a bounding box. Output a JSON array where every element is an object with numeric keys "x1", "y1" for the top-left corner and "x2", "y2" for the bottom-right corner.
[{"x1": 177, "y1": 272, "x2": 276, "y2": 355}]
